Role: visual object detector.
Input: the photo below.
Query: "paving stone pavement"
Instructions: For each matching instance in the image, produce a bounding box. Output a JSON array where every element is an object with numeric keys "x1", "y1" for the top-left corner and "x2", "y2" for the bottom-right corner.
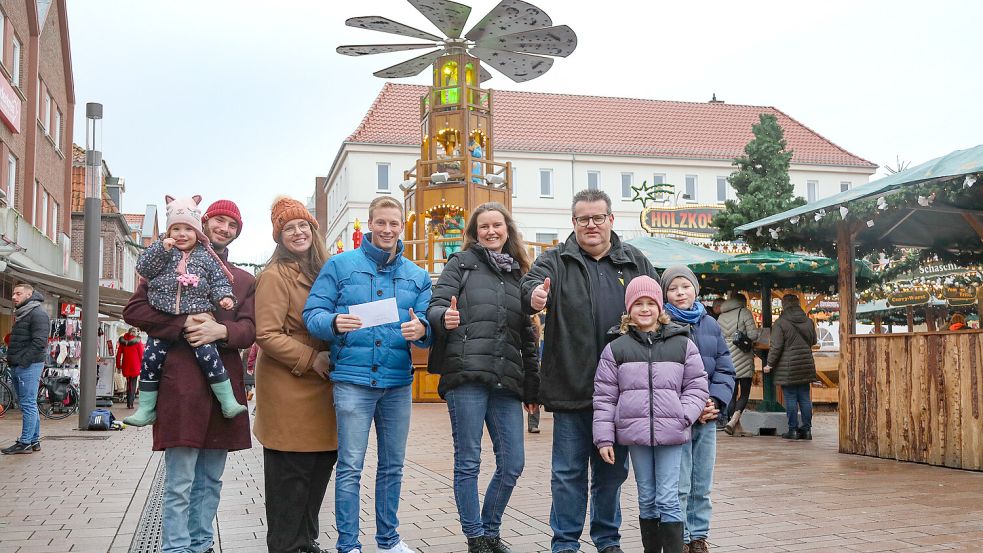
[{"x1": 2, "y1": 404, "x2": 983, "y2": 552}]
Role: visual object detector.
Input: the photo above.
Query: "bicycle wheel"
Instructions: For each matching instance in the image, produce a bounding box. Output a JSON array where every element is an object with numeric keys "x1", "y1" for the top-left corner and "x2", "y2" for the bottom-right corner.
[
  {"x1": 38, "y1": 385, "x2": 78, "y2": 420},
  {"x1": 0, "y1": 381, "x2": 13, "y2": 415}
]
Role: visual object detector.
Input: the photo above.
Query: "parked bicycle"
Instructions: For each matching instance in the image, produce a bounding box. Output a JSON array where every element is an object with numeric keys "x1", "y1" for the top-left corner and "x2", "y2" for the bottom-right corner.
[
  {"x1": 37, "y1": 367, "x2": 79, "y2": 420},
  {"x1": 0, "y1": 359, "x2": 15, "y2": 416}
]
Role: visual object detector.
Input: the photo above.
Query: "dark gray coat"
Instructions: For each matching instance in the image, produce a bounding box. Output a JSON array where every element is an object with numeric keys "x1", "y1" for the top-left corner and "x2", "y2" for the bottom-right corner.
[
  {"x1": 520, "y1": 232, "x2": 659, "y2": 411},
  {"x1": 427, "y1": 245, "x2": 539, "y2": 401},
  {"x1": 8, "y1": 290, "x2": 50, "y2": 369},
  {"x1": 767, "y1": 305, "x2": 818, "y2": 386},
  {"x1": 137, "y1": 239, "x2": 234, "y2": 315}
]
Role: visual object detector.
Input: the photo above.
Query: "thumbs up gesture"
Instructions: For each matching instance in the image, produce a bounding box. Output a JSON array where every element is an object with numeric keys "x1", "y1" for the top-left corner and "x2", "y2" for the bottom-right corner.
[
  {"x1": 531, "y1": 277, "x2": 551, "y2": 312},
  {"x1": 401, "y1": 308, "x2": 426, "y2": 341},
  {"x1": 444, "y1": 296, "x2": 461, "y2": 330}
]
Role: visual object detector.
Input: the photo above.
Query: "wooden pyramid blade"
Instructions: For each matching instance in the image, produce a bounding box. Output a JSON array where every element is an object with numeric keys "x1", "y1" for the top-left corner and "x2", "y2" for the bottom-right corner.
[
  {"x1": 464, "y1": 0, "x2": 552, "y2": 43},
  {"x1": 469, "y1": 47, "x2": 553, "y2": 83},
  {"x1": 408, "y1": 0, "x2": 471, "y2": 39},
  {"x1": 346, "y1": 16, "x2": 443, "y2": 42},
  {"x1": 373, "y1": 49, "x2": 444, "y2": 78},
  {"x1": 476, "y1": 25, "x2": 577, "y2": 57},
  {"x1": 337, "y1": 43, "x2": 439, "y2": 56}
]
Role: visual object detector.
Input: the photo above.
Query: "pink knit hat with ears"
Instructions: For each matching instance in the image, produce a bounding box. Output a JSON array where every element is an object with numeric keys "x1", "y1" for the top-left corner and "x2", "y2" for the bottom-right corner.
[{"x1": 625, "y1": 276, "x2": 664, "y2": 313}]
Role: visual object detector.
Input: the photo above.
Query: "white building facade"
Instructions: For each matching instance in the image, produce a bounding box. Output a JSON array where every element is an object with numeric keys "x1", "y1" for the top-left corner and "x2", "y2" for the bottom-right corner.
[{"x1": 321, "y1": 84, "x2": 877, "y2": 250}]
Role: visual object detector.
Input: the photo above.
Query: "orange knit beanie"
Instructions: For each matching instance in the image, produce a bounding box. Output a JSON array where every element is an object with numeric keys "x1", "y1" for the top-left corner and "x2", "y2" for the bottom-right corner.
[{"x1": 271, "y1": 196, "x2": 318, "y2": 241}]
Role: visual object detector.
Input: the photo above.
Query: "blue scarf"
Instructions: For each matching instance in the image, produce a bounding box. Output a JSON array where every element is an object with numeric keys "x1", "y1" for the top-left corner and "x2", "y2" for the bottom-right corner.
[{"x1": 665, "y1": 301, "x2": 706, "y2": 325}]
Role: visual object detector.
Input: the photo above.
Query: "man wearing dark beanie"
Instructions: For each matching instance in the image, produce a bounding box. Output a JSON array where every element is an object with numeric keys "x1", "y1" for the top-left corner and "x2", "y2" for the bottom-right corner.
[{"x1": 123, "y1": 199, "x2": 255, "y2": 553}]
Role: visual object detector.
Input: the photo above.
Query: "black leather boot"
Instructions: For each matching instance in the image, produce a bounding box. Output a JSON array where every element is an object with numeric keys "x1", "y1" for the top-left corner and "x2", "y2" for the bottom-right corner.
[
  {"x1": 658, "y1": 521, "x2": 684, "y2": 553},
  {"x1": 485, "y1": 536, "x2": 513, "y2": 553},
  {"x1": 639, "y1": 517, "x2": 662, "y2": 552},
  {"x1": 468, "y1": 536, "x2": 493, "y2": 553}
]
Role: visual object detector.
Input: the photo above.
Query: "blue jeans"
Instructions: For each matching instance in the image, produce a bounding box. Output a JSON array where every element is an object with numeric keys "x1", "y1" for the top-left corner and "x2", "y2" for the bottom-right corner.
[
  {"x1": 550, "y1": 410, "x2": 629, "y2": 553},
  {"x1": 162, "y1": 447, "x2": 228, "y2": 553},
  {"x1": 678, "y1": 421, "x2": 716, "y2": 543},
  {"x1": 628, "y1": 444, "x2": 683, "y2": 522},
  {"x1": 446, "y1": 384, "x2": 525, "y2": 539},
  {"x1": 781, "y1": 384, "x2": 813, "y2": 431},
  {"x1": 13, "y1": 362, "x2": 43, "y2": 444},
  {"x1": 333, "y1": 382, "x2": 412, "y2": 553}
]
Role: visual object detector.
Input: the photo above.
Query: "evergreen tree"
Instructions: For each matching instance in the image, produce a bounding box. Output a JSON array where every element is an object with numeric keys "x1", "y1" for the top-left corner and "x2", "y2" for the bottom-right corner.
[{"x1": 712, "y1": 113, "x2": 804, "y2": 243}]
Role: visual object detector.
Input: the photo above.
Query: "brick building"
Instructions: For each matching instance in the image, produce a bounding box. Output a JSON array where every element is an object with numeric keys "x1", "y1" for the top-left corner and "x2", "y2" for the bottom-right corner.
[{"x1": 70, "y1": 144, "x2": 140, "y2": 292}]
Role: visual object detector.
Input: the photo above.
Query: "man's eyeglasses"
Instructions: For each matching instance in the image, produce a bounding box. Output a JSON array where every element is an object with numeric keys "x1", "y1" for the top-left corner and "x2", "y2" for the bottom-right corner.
[{"x1": 573, "y1": 214, "x2": 610, "y2": 227}]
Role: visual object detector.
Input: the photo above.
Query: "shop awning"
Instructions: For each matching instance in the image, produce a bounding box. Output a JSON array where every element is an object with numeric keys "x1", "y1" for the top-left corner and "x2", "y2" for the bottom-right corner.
[
  {"x1": 3, "y1": 261, "x2": 133, "y2": 319},
  {"x1": 626, "y1": 236, "x2": 731, "y2": 270}
]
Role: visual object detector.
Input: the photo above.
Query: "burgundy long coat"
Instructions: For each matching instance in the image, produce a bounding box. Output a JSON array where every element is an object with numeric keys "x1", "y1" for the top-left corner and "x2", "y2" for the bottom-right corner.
[{"x1": 123, "y1": 249, "x2": 256, "y2": 451}]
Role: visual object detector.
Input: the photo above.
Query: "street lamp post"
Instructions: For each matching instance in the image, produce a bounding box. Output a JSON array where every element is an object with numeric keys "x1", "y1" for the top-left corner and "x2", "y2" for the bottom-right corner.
[{"x1": 79, "y1": 103, "x2": 102, "y2": 430}]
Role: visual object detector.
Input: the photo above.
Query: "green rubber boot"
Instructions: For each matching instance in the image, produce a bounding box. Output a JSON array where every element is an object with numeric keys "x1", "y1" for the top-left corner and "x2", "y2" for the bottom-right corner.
[
  {"x1": 210, "y1": 380, "x2": 247, "y2": 419},
  {"x1": 123, "y1": 390, "x2": 158, "y2": 427}
]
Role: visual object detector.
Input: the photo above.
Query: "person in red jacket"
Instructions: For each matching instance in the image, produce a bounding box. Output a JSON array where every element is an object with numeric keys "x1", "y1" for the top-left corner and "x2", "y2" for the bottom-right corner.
[{"x1": 116, "y1": 327, "x2": 145, "y2": 409}]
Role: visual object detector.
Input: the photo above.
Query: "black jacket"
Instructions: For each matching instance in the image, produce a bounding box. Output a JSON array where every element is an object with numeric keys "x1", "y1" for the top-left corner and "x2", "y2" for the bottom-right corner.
[
  {"x1": 427, "y1": 245, "x2": 540, "y2": 401},
  {"x1": 520, "y1": 232, "x2": 659, "y2": 411},
  {"x1": 8, "y1": 290, "x2": 50, "y2": 369},
  {"x1": 767, "y1": 305, "x2": 818, "y2": 386}
]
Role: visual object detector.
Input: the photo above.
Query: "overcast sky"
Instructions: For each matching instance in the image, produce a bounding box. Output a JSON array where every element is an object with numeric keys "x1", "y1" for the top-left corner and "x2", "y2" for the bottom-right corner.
[{"x1": 66, "y1": 0, "x2": 983, "y2": 263}]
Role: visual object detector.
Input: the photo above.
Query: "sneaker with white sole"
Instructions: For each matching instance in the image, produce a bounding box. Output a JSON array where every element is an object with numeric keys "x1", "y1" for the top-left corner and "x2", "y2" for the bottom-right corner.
[{"x1": 378, "y1": 541, "x2": 415, "y2": 553}]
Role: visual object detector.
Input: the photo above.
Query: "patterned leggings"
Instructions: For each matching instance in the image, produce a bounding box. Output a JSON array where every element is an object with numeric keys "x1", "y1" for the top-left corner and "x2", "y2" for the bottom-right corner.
[{"x1": 138, "y1": 336, "x2": 228, "y2": 392}]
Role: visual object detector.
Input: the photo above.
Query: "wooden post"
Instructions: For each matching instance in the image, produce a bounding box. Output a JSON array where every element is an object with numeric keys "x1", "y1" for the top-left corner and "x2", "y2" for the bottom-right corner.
[
  {"x1": 837, "y1": 221, "x2": 857, "y2": 454},
  {"x1": 874, "y1": 313, "x2": 883, "y2": 334},
  {"x1": 925, "y1": 305, "x2": 936, "y2": 332},
  {"x1": 906, "y1": 306, "x2": 914, "y2": 331},
  {"x1": 757, "y1": 281, "x2": 784, "y2": 412}
]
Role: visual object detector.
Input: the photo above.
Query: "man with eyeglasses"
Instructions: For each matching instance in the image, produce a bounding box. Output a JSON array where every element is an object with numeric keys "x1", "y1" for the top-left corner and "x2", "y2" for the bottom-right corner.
[{"x1": 521, "y1": 189, "x2": 659, "y2": 553}]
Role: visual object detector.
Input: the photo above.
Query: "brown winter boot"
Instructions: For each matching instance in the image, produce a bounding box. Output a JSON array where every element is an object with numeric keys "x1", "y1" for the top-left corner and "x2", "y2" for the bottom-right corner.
[
  {"x1": 688, "y1": 538, "x2": 709, "y2": 553},
  {"x1": 724, "y1": 409, "x2": 742, "y2": 435}
]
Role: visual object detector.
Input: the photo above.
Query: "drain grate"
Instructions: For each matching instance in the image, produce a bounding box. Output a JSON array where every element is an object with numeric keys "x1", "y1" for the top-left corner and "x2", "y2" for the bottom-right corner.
[
  {"x1": 44, "y1": 435, "x2": 111, "y2": 440},
  {"x1": 129, "y1": 459, "x2": 166, "y2": 553}
]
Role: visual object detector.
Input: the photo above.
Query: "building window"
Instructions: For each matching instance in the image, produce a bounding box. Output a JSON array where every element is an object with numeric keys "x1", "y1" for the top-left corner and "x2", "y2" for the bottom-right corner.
[
  {"x1": 840, "y1": 181, "x2": 851, "y2": 192},
  {"x1": 51, "y1": 199, "x2": 58, "y2": 238},
  {"x1": 653, "y1": 173, "x2": 667, "y2": 200},
  {"x1": 587, "y1": 171, "x2": 600, "y2": 191},
  {"x1": 511, "y1": 166, "x2": 517, "y2": 198},
  {"x1": 42, "y1": 90, "x2": 51, "y2": 132},
  {"x1": 807, "y1": 180, "x2": 818, "y2": 202},
  {"x1": 539, "y1": 169, "x2": 553, "y2": 198},
  {"x1": 621, "y1": 172, "x2": 633, "y2": 199},
  {"x1": 534, "y1": 232, "x2": 558, "y2": 257},
  {"x1": 39, "y1": 186, "x2": 48, "y2": 234},
  {"x1": 685, "y1": 175, "x2": 698, "y2": 201},
  {"x1": 376, "y1": 163, "x2": 389, "y2": 192},
  {"x1": 6, "y1": 153, "x2": 15, "y2": 210},
  {"x1": 0, "y1": 13, "x2": 5, "y2": 63},
  {"x1": 54, "y1": 109, "x2": 62, "y2": 150},
  {"x1": 716, "y1": 176, "x2": 728, "y2": 203},
  {"x1": 11, "y1": 37, "x2": 20, "y2": 87}
]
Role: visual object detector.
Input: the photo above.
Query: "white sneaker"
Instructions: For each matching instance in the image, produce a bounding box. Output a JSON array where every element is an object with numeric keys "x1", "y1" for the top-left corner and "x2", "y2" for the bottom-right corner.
[{"x1": 378, "y1": 541, "x2": 415, "y2": 553}]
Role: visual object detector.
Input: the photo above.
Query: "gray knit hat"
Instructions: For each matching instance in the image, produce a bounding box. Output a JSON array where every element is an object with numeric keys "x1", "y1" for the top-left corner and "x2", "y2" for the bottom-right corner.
[{"x1": 660, "y1": 265, "x2": 700, "y2": 297}]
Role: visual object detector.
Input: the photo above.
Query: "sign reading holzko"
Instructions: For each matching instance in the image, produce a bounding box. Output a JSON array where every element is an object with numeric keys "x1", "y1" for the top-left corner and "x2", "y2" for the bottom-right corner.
[{"x1": 640, "y1": 205, "x2": 722, "y2": 238}]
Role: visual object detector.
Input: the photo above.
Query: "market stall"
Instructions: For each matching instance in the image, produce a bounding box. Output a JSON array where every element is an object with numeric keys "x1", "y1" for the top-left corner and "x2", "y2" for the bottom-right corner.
[{"x1": 738, "y1": 144, "x2": 983, "y2": 470}]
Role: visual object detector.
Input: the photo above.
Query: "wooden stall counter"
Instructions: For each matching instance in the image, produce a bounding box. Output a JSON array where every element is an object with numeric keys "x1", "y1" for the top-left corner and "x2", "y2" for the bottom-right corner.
[{"x1": 841, "y1": 329, "x2": 983, "y2": 471}]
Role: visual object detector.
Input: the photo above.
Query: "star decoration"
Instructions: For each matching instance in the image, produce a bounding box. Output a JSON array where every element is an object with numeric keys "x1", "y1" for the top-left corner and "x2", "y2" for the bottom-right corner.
[
  {"x1": 711, "y1": 263, "x2": 720, "y2": 271},
  {"x1": 630, "y1": 180, "x2": 658, "y2": 208},
  {"x1": 839, "y1": 206, "x2": 849, "y2": 218},
  {"x1": 877, "y1": 196, "x2": 888, "y2": 210},
  {"x1": 965, "y1": 174, "x2": 977, "y2": 189},
  {"x1": 789, "y1": 216, "x2": 800, "y2": 224},
  {"x1": 810, "y1": 262, "x2": 819, "y2": 269},
  {"x1": 815, "y1": 209, "x2": 826, "y2": 221},
  {"x1": 757, "y1": 263, "x2": 766, "y2": 271}
]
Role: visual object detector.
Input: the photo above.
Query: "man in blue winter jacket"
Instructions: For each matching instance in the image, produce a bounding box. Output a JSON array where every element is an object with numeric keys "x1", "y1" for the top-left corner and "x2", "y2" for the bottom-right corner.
[{"x1": 304, "y1": 195, "x2": 432, "y2": 553}]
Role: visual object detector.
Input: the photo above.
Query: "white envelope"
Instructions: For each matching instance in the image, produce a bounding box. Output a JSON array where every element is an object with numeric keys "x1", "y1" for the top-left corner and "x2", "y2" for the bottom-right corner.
[{"x1": 348, "y1": 297, "x2": 400, "y2": 329}]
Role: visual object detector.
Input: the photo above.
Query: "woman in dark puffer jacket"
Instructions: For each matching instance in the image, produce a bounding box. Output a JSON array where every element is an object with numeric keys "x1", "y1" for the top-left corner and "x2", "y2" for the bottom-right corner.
[
  {"x1": 765, "y1": 294, "x2": 818, "y2": 440},
  {"x1": 427, "y1": 202, "x2": 540, "y2": 553}
]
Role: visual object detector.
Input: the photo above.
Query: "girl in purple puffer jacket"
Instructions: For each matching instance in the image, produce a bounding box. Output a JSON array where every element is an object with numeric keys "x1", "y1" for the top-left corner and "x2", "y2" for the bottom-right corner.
[{"x1": 593, "y1": 276, "x2": 709, "y2": 553}]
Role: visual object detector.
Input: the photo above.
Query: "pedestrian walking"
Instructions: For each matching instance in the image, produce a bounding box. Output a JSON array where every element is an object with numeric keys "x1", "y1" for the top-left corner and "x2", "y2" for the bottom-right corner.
[
  {"x1": 304, "y1": 195, "x2": 432, "y2": 553},
  {"x1": 116, "y1": 327, "x2": 144, "y2": 409},
  {"x1": 661, "y1": 266, "x2": 735, "y2": 553},
  {"x1": 520, "y1": 189, "x2": 660, "y2": 553},
  {"x1": 123, "y1": 199, "x2": 255, "y2": 553},
  {"x1": 254, "y1": 196, "x2": 337, "y2": 553},
  {"x1": 426, "y1": 202, "x2": 540, "y2": 553},
  {"x1": 1, "y1": 283, "x2": 50, "y2": 455},
  {"x1": 716, "y1": 294, "x2": 759, "y2": 435},
  {"x1": 764, "y1": 294, "x2": 818, "y2": 441},
  {"x1": 594, "y1": 276, "x2": 709, "y2": 553}
]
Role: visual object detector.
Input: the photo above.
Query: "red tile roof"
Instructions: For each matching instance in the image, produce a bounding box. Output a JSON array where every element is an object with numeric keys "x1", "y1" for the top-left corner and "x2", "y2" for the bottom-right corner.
[
  {"x1": 123, "y1": 214, "x2": 144, "y2": 228},
  {"x1": 347, "y1": 83, "x2": 876, "y2": 168},
  {"x1": 70, "y1": 165, "x2": 118, "y2": 214}
]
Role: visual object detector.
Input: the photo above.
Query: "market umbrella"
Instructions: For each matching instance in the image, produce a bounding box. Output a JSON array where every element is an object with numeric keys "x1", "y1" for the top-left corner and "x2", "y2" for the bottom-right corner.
[
  {"x1": 627, "y1": 236, "x2": 731, "y2": 271},
  {"x1": 687, "y1": 249, "x2": 876, "y2": 295},
  {"x1": 688, "y1": 249, "x2": 875, "y2": 412}
]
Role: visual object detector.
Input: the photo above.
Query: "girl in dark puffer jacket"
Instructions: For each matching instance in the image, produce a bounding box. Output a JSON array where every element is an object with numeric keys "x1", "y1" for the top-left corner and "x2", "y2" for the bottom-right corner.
[{"x1": 593, "y1": 276, "x2": 708, "y2": 553}]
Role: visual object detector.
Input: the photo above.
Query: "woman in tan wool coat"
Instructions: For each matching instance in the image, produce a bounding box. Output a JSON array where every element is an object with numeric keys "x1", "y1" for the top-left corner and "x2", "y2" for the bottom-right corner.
[{"x1": 254, "y1": 196, "x2": 337, "y2": 553}]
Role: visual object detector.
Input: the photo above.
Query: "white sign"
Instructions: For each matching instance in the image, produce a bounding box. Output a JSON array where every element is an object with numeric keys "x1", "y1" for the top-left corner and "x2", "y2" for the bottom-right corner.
[
  {"x1": 348, "y1": 297, "x2": 400, "y2": 329},
  {"x1": 96, "y1": 359, "x2": 115, "y2": 397}
]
